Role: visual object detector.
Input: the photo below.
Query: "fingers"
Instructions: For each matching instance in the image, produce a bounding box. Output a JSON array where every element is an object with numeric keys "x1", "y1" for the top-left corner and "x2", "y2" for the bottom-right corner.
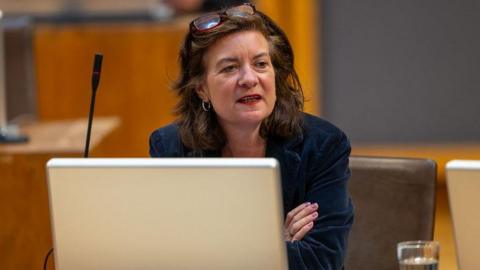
[
  {"x1": 290, "y1": 210, "x2": 318, "y2": 235},
  {"x1": 291, "y1": 222, "x2": 314, "y2": 242},
  {"x1": 284, "y1": 202, "x2": 319, "y2": 242},
  {"x1": 289, "y1": 203, "x2": 318, "y2": 227},
  {"x1": 285, "y1": 202, "x2": 316, "y2": 227}
]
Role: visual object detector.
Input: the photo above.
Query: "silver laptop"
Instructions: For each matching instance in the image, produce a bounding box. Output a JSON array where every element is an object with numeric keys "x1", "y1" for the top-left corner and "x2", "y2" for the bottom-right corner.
[
  {"x1": 46, "y1": 158, "x2": 287, "y2": 270},
  {"x1": 446, "y1": 160, "x2": 480, "y2": 270}
]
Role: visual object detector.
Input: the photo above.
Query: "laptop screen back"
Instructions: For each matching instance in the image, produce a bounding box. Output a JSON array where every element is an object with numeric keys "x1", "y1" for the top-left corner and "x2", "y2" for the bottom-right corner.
[
  {"x1": 446, "y1": 160, "x2": 480, "y2": 270},
  {"x1": 46, "y1": 158, "x2": 287, "y2": 270}
]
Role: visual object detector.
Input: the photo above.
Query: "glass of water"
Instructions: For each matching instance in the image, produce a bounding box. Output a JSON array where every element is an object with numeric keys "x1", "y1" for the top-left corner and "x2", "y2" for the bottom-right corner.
[{"x1": 397, "y1": 241, "x2": 439, "y2": 270}]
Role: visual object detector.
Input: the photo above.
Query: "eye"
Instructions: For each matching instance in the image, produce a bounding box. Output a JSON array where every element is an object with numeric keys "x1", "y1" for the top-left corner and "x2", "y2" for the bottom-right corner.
[
  {"x1": 255, "y1": 60, "x2": 270, "y2": 69},
  {"x1": 220, "y1": 65, "x2": 238, "y2": 73}
]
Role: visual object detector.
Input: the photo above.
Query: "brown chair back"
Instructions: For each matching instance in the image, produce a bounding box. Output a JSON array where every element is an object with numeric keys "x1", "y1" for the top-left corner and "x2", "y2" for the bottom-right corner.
[{"x1": 344, "y1": 156, "x2": 436, "y2": 270}]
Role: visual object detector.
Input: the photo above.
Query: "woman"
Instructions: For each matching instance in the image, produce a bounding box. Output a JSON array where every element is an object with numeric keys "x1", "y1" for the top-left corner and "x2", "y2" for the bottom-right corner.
[{"x1": 150, "y1": 3, "x2": 353, "y2": 269}]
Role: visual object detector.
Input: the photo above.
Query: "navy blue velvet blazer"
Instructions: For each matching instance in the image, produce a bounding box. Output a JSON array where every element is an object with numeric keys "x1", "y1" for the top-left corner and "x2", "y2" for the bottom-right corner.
[{"x1": 149, "y1": 113, "x2": 354, "y2": 270}]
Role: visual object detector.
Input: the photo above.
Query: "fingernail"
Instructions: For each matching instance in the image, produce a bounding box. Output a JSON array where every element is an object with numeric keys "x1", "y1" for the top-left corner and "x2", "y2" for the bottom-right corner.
[
  {"x1": 311, "y1": 203, "x2": 318, "y2": 208},
  {"x1": 305, "y1": 202, "x2": 311, "y2": 206},
  {"x1": 308, "y1": 222, "x2": 314, "y2": 227},
  {"x1": 312, "y1": 212, "x2": 318, "y2": 218}
]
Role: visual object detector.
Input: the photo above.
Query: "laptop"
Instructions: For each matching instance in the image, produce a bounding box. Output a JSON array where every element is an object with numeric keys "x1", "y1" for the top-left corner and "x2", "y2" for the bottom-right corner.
[
  {"x1": 46, "y1": 158, "x2": 287, "y2": 270},
  {"x1": 446, "y1": 160, "x2": 480, "y2": 270}
]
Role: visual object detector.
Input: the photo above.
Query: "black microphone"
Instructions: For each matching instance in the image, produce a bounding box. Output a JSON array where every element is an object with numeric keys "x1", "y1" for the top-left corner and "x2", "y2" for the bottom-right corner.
[
  {"x1": 92, "y1": 53, "x2": 103, "y2": 92},
  {"x1": 84, "y1": 53, "x2": 103, "y2": 158},
  {"x1": 44, "y1": 53, "x2": 104, "y2": 270},
  {"x1": 44, "y1": 54, "x2": 104, "y2": 270}
]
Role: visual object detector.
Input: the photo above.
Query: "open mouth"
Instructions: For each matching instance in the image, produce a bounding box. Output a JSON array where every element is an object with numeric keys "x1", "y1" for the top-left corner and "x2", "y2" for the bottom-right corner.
[{"x1": 237, "y1": 94, "x2": 262, "y2": 104}]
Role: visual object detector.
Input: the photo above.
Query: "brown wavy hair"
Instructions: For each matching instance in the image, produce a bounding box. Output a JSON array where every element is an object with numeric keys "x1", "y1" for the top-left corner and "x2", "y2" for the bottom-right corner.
[{"x1": 174, "y1": 8, "x2": 304, "y2": 151}]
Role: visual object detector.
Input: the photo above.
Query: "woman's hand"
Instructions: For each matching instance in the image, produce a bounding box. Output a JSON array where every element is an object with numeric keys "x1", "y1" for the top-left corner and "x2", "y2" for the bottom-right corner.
[{"x1": 284, "y1": 202, "x2": 319, "y2": 242}]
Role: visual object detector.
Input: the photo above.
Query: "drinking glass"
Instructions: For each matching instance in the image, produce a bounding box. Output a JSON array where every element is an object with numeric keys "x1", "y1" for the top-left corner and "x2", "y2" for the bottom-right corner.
[{"x1": 397, "y1": 241, "x2": 439, "y2": 270}]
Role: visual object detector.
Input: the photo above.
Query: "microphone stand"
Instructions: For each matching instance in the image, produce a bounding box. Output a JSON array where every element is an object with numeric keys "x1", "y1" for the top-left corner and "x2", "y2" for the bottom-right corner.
[
  {"x1": 84, "y1": 53, "x2": 103, "y2": 157},
  {"x1": 43, "y1": 53, "x2": 103, "y2": 270}
]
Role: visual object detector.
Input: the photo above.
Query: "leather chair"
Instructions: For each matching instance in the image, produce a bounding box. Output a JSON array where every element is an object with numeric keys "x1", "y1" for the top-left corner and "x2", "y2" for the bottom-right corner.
[{"x1": 344, "y1": 156, "x2": 437, "y2": 270}]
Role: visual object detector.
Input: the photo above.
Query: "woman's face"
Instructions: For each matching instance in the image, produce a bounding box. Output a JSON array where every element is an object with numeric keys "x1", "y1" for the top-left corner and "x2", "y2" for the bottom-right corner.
[{"x1": 197, "y1": 30, "x2": 276, "y2": 130}]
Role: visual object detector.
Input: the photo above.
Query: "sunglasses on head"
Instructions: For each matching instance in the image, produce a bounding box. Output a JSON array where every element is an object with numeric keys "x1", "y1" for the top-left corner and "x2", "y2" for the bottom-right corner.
[{"x1": 190, "y1": 3, "x2": 256, "y2": 33}]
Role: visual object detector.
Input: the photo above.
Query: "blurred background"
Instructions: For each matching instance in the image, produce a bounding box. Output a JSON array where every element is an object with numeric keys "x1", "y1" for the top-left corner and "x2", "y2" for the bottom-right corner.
[
  {"x1": 1, "y1": 0, "x2": 479, "y2": 269},
  {"x1": 0, "y1": 0, "x2": 318, "y2": 156}
]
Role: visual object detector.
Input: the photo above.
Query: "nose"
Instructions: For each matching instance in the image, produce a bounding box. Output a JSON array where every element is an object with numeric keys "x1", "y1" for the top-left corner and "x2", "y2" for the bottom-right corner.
[{"x1": 238, "y1": 65, "x2": 258, "y2": 88}]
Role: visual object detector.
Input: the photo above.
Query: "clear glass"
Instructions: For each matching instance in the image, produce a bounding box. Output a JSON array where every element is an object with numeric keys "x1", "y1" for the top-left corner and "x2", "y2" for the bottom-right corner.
[
  {"x1": 193, "y1": 14, "x2": 221, "y2": 30},
  {"x1": 397, "y1": 241, "x2": 439, "y2": 270}
]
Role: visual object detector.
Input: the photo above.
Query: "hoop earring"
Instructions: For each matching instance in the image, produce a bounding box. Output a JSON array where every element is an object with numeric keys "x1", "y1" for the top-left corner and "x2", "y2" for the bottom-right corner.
[{"x1": 201, "y1": 100, "x2": 211, "y2": 112}]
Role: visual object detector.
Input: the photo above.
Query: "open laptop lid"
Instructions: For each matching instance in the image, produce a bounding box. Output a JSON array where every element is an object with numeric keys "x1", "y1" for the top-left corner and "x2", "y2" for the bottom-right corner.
[
  {"x1": 446, "y1": 160, "x2": 480, "y2": 270},
  {"x1": 46, "y1": 158, "x2": 287, "y2": 270}
]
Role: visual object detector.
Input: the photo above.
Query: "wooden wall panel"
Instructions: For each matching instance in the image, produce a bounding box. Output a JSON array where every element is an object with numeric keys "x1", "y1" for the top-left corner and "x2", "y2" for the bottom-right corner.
[
  {"x1": 0, "y1": 154, "x2": 55, "y2": 270},
  {"x1": 34, "y1": 21, "x2": 188, "y2": 157}
]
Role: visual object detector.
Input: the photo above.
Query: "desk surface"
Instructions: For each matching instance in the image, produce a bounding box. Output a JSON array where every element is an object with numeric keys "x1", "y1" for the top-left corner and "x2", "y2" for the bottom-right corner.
[
  {"x1": 0, "y1": 117, "x2": 119, "y2": 270},
  {"x1": 0, "y1": 117, "x2": 120, "y2": 155}
]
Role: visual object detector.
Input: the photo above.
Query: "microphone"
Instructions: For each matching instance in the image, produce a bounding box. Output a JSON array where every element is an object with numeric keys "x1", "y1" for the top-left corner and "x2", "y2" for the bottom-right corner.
[
  {"x1": 44, "y1": 53, "x2": 104, "y2": 270},
  {"x1": 92, "y1": 53, "x2": 103, "y2": 92},
  {"x1": 44, "y1": 54, "x2": 104, "y2": 269},
  {"x1": 84, "y1": 53, "x2": 103, "y2": 158}
]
